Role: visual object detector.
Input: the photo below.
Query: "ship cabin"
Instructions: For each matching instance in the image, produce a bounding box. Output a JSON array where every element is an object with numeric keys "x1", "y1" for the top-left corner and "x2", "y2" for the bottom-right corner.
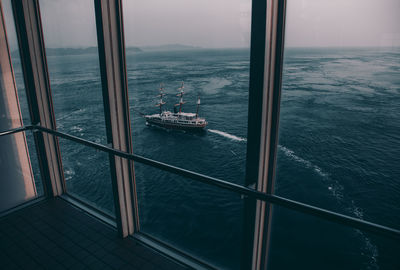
[
  {"x1": 175, "y1": 112, "x2": 197, "y2": 120},
  {"x1": 175, "y1": 112, "x2": 206, "y2": 125}
]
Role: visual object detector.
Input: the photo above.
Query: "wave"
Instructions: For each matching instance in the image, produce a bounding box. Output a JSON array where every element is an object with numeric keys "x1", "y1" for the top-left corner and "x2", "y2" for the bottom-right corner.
[
  {"x1": 278, "y1": 145, "x2": 328, "y2": 178},
  {"x1": 207, "y1": 129, "x2": 247, "y2": 142},
  {"x1": 347, "y1": 202, "x2": 379, "y2": 269},
  {"x1": 56, "y1": 108, "x2": 87, "y2": 122},
  {"x1": 278, "y1": 145, "x2": 379, "y2": 269},
  {"x1": 206, "y1": 128, "x2": 380, "y2": 266},
  {"x1": 64, "y1": 168, "x2": 75, "y2": 181},
  {"x1": 71, "y1": 125, "x2": 84, "y2": 132}
]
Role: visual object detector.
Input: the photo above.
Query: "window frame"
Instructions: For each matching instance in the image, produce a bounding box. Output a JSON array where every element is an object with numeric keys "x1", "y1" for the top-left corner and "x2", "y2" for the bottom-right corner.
[
  {"x1": 94, "y1": 0, "x2": 138, "y2": 238},
  {"x1": 3, "y1": 0, "x2": 399, "y2": 270},
  {"x1": 12, "y1": 0, "x2": 64, "y2": 198}
]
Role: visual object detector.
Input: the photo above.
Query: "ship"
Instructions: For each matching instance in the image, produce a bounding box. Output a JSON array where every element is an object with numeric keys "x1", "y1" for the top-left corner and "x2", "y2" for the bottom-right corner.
[{"x1": 144, "y1": 83, "x2": 208, "y2": 131}]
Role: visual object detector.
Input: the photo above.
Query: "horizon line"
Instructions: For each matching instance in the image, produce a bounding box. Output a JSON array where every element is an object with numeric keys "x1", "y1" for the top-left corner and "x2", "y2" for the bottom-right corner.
[{"x1": 41, "y1": 44, "x2": 400, "y2": 49}]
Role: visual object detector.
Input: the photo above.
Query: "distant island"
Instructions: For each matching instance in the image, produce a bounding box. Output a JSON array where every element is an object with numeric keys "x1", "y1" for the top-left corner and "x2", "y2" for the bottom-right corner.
[
  {"x1": 139, "y1": 44, "x2": 202, "y2": 52},
  {"x1": 44, "y1": 46, "x2": 142, "y2": 56},
  {"x1": 10, "y1": 44, "x2": 203, "y2": 58},
  {"x1": 40, "y1": 44, "x2": 201, "y2": 55},
  {"x1": 46, "y1": 47, "x2": 98, "y2": 56},
  {"x1": 10, "y1": 46, "x2": 142, "y2": 57}
]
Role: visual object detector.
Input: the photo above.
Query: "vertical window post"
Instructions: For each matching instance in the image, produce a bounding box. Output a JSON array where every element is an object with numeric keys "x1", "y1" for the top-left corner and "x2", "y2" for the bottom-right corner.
[
  {"x1": 242, "y1": 0, "x2": 267, "y2": 268},
  {"x1": 243, "y1": 0, "x2": 286, "y2": 269},
  {"x1": 0, "y1": 1, "x2": 37, "y2": 210},
  {"x1": 94, "y1": 0, "x2": 139, "y2": 237},
  {"x1": 12, "y1": 0, "x2": 64, "y2": 197}
]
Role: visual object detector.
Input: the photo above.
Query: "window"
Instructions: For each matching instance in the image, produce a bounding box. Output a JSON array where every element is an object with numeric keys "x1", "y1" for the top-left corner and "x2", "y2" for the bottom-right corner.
[
  {"x1": 271, "y1": 0, "x2": 400, "y2": 269},
  {"x1": 2, "y1": 0, "x2": 44, "y2": 196},
  {"x1": 1, "y1": 0, "x2": 398, "y2": 269},
  {"x1": 0, "y1": 0, "x2": 43, "y2": 207},
  {"x1": 40, "y1": 0, "x2": 114, "y2": 215},
  {"x1": 122, "y1": 0, "x2": 251, "y2": 267}
]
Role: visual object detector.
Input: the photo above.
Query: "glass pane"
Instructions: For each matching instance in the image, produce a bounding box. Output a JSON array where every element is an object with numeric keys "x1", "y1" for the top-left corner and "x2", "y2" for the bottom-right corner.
[
  {"x1": 135, "y1": 163, "x2": 243, "y2": 269},
  {"x1": 268, "y1": 206, "x2": 400, "y2": 270},
  {"x1": 0, "y1": 2, "x2": 37, "y2": 209},
  {"x1": 40, "y1": 0, "x2": 107, "y2": 143},
  {"x1": 123, "y1": 0, "x2": 251, "y2": 182},
  {"x1": 59, "y1": 138, "x2": 115, "y2": 217},
  {"x1": 24, "y1": 132, "x2": 44, "y2": 196},
  {"x1": 39, "y1": 0, "x2": 113, "y2": 206},
  {"x1": 2, "y1": 0, "x2": 44, "y2": 196},
  {"x1": 2, "y1": 0, "x2": 28, "y2": 123},
  {"x1": 275, "y1": 1, "x2": 400, "y2": 269},
  {"x1": 123, "y1": 1, "x2": 251, "y2": 268},
  {"x1": 0, "y1": 133, "x2": 37, "y2": 212},
  {"x1": 276, "y1": 0, "x2": 400, "y2": 226}
]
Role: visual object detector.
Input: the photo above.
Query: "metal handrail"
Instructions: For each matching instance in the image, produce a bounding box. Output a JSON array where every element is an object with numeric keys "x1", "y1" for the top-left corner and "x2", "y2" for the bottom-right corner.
[
  {"x1": 0, "y1": 125, "x2": 33, "y2": 137},
  {"x1": 1, "y1": 125, "x2": 400, "y2": 240}
]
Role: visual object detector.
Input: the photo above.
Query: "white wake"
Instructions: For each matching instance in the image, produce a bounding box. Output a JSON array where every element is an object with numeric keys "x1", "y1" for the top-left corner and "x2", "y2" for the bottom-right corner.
[
  {"x1": 278, "y1": 144, "x2": 379, "y2": 269},
  {"x1": 208, "y1": 129, "x2": 247, "y2": 142}
]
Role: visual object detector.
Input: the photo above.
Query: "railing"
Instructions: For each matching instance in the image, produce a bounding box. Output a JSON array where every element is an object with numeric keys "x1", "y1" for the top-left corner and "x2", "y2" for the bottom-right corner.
[{"x1": 1, "y1": 125, "x2": 400, "y2": 240}]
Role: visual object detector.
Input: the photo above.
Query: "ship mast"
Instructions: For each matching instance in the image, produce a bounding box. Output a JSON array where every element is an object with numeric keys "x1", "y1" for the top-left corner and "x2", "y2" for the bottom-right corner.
[
  {"x1": 196, "y1": 96, "x2": 201, "y2": 117},
  {"x1": 175, "y1": 82, "x2": 185, "y2": 113},
  {"x1": 156, "y1": 83, "x2": 166, "y2": 115}
]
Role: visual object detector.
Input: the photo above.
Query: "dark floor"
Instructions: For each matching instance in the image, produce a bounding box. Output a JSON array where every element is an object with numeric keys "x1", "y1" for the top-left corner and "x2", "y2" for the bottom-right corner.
[{"x1": 0, "y1": 198, "x2": 189, "y2": 270}]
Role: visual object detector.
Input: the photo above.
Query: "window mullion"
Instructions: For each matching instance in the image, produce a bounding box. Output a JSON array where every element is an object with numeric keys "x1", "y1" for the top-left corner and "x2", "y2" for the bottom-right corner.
[
  {"x1": 94, "y1": 0, "x2": 138, "y2": 238},
  {"x1": 12, "y1": 0, "x2": 64, "y2": 197},
  {"x1": 258, "y1": 0, "x2": 287, "y2": 269},
  {"x1": 244, "y1": 0, "x2": 287, "y2": 269}
]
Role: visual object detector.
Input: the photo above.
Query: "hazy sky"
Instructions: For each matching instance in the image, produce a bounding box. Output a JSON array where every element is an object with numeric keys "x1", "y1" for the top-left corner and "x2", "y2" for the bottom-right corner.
[
  {"x1": 3, "y1": 0, "x2": 400, "y2": 48},
  {"x1": 286, "y1": 0, "x2": 400, "y2": 47}
]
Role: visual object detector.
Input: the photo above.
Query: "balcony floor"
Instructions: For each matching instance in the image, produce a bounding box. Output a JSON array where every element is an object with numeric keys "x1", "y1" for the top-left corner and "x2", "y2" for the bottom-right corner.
[{"x1": 0, "y1": 198, "x2": 189, "y2": 270}]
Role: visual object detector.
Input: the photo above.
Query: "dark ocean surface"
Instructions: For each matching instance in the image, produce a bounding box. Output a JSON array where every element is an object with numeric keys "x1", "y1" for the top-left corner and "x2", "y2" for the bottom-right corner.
[{"x1": 14, "y1": 47, "x2": 400, "y2": 269}]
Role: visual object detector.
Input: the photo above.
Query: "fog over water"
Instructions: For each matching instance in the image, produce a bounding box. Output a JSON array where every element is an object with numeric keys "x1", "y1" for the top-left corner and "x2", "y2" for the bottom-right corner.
[{"x1": 3, "y1": 0, "x2": 399, "y2": 48}]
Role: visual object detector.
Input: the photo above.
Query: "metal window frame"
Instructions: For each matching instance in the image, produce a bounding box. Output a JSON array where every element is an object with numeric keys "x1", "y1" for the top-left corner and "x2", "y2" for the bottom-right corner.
[
  {"x1": 244, "y1": 0, "x2": 287, "y2": 269},
  {"x1": 5, "y1": 0, "x2": 400, "y2": 269},
  {"x1": 258, "y1": 1, "x2": 287, "y2": 269},
  {"x1": 94, "y1": 0, "x2": 138, "y2": 237},
  {"x1": 11, "y1": 0, "x2": 64, "y2": 198},
  {"x1": 242, "y1": 0, "x2": 268, "y2": 268},
  {"x1": 242, "y1": 0, "x2": 265, "y2": 267},
  {"x1": 11, "y1": 0, "x2": 139, "y2": 238},
  {"x1": 0, "y1": 0, "x2": 38, "y2": 208}
]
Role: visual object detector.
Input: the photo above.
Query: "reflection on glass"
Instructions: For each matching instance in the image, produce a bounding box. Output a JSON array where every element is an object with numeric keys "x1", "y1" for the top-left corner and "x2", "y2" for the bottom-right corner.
[
  {"x1": 0, "y1": 2, "x2": 36, "y2": 209},
  {"x1": 59, "y1": 138, "x2": 115, "y2": 216},
  {"x1": 123, "y1": 0, "x2": 251, "y2": 268},
  {"x1": 1, "y1": 0, "x2": 43, "y2": 196},
  {"x1": 135, "y1": 163, "x2": 243, "y2": 269},
  {"x1": 274, "y1": 0, "x2": 400, "y2": 269},
  {"x1": 0, "y1": 134, "x2": 37, "y2": 212}
]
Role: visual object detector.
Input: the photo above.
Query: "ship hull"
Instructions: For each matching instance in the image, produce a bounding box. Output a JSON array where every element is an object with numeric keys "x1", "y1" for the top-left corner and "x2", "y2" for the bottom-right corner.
[{"x1": 146, "y1": 118, "x2": 207, "y2": 132}]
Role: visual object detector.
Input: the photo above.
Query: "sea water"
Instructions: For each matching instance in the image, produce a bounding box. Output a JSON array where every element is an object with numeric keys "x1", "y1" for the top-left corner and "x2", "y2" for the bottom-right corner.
[{"x1": 14, "y1": 47, "x2": 400, "y2": 269}]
